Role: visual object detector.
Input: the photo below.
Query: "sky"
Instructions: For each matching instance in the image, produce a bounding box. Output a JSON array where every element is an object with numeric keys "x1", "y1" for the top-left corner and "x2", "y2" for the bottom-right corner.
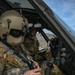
[{"x1": 44, "y1": 0, "x2": 75, "y2": 31}]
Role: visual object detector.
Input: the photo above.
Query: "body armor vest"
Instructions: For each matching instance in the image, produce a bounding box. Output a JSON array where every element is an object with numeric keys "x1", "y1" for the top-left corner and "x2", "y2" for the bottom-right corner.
[{"x1": 0, "y1": 42, "x2": 30, "y2": 75}]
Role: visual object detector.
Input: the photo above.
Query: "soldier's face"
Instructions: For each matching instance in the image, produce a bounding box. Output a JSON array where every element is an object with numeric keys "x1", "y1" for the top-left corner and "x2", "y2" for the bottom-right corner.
[{"x1": 31, "y1": 30, "x2": 36, "y2": 36}]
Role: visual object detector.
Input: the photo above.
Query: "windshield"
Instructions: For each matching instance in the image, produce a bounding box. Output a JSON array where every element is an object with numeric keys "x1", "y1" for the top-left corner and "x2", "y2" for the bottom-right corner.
[
  {"x1": 6, "y1": 0, "x2": 34, "y2": 9},
  {"x1": 43, "y1": 29, "x2": 56, "y2": 39},
  {"x1": 6, "y1": 0, "x2": 75, "y2": 38},
  {"x1": 54, "y1": 13, "x2": 75, "y2": 37},
  {"x1": 36, "y1": 32, "x2": 47, "y2": 50},
  {"x1": 43, "y1": 0, "x2": 75, "y2": 37}
]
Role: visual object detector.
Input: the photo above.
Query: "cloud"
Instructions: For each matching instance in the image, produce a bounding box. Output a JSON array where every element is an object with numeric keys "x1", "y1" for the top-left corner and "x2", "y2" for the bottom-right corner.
[
  {"x1": 61, "y1": 1, "x2": 75, "y2": 29},
  {"x1": 44, "y1": 0, "x2": 75, "y2": 31}
]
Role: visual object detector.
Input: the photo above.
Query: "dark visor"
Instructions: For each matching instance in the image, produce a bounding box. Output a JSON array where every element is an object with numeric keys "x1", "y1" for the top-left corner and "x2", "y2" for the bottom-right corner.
[{"x1": 9, "y1": 29, "x2": 24, "y2": 37}]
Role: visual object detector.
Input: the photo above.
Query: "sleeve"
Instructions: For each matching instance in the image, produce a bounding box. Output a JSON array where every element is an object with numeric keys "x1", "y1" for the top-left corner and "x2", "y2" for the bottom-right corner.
[
  {"x1": 44, "y1": 48, "x2": 53, "y2": 60},
  {"x1": 5, "y1": 54, "x2": 24, "y2": 68},
  {"x1": 24, "y1": 38, "x2": 39, "y2": 55},
  {"x1": 51, "y1": 64, "x2": 65, "y2": 75},
  {"x1": 24, "y1": 38, "x2": 36, "y2": 52},
  {"x1": 0, "y1": 46, "x2": 7, "y2": 75}
]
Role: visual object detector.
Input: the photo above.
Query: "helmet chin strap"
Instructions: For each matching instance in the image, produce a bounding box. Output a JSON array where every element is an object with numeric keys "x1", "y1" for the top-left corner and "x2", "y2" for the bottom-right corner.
[{"x1": 7, "y1": 35, "x2": 23, "y2": 46}]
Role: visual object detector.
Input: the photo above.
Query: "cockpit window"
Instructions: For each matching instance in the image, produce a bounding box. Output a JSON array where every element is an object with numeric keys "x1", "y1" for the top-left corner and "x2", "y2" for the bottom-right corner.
[
  {"x1": 6, "y1": 0, "x2": 34, "y2": 9},
  {"x1": 43, "y1": 29, "x2": 56, "y2": 39},
  {"x1": 36, "y1": 32, "x2": 47, "y2": 50},
  {"x1": 43, "y1": 0, "x2": 75, "y2": 38},
  {"x1": 54, "y1": 13, "x2": 75, "y2": 37}
]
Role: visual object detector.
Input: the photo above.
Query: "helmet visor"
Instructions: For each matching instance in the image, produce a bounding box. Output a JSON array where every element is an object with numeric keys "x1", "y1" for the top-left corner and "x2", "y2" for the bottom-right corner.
[{"x1": 9, "y1": 29, "x2": 24, "y2": 37}]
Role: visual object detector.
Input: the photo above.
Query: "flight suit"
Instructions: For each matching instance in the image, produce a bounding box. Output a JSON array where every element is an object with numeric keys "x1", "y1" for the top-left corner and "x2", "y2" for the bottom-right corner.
[
  {"x1": 0, "y1": 42, "x2": 30, "y2": 75},
  {"x1": 50, "y1": 64, "x2": 65, "y2": 75},
  {"x1": 23, "y1": 37, "x2": 52, "y2": 61},
  {"x1": 24, "y1": 37, "x2": 65, "y2": 75}
]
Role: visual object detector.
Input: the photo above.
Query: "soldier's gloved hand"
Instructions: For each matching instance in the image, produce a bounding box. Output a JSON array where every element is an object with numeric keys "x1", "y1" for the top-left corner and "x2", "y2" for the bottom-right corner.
[
  {"x1": 33, "y1": 61, "x2": 40, "y2": 69},
  {"x1": 22, "y1": 68, "x2": 41, "y2": 75},
  {"x1": 22, "y1": 61, "x2": 41, "y2": 75}
]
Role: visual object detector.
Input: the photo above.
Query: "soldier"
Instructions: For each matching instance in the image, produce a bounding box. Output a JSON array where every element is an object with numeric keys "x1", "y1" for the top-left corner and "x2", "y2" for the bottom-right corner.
[
  {"x1": 23, "y1": 27, "x2": 52, "y2": 61},
  {"x1": 0, "y1": 10, "x2": 41, "y2": 75},
  {"x1": 23, "y1": 27, "x2": 65, "y2": 75}
]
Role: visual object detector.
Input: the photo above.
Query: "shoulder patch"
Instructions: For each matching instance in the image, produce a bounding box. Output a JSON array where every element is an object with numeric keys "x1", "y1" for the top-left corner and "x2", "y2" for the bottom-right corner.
[
  {"x1": 0, "y1": 44, "x2": 7, "y2": 59},
  {"x1": 0, "y1": 44, "x2": 7, "y2": 53}
]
